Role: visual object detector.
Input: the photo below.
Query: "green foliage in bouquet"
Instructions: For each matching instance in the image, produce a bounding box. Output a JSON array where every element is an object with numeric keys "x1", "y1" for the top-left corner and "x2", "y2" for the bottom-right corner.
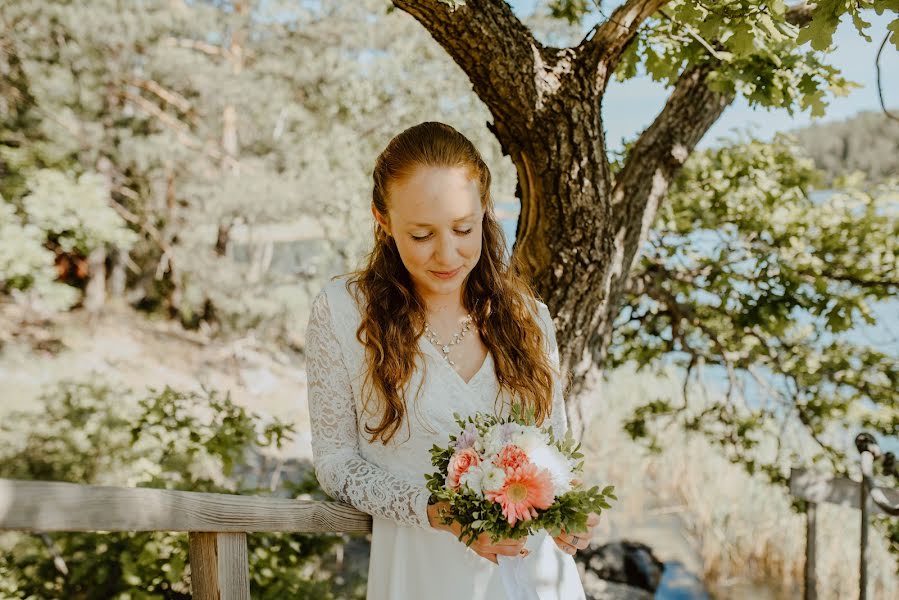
[
  {"x1": 0, "y1": 379, "x2": 364, "y2": 599},
  {"x1": 425, "y1": 408, "x2": 616, "y2": 548}
]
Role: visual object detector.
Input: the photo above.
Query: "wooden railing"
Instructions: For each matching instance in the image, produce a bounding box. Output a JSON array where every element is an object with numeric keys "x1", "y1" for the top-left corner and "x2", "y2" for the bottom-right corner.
[
  {"x1": 789, "y1": 432, "x2": 899, "y2": 600},
  {"x1": 0, "y1": 478, "x2": 371, "y2": 599}
]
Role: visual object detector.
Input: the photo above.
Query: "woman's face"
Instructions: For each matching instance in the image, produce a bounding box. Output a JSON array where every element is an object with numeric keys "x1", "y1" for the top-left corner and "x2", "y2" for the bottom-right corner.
[{"x1": 374, "y1": 165, "x2": 483, "y2": 301}]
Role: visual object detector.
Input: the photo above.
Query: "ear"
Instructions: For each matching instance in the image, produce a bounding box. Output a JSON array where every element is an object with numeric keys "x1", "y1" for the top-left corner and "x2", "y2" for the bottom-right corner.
[{"x1": 372, "y1": 204, "x2": 391, "y2": 237}]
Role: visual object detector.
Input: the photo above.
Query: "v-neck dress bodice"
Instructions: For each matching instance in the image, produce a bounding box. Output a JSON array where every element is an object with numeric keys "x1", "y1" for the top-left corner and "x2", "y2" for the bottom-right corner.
[
  {"x1": 419, "y1": 334, "x2": 493, "y2": 388},
  {"x1": 304, "y1": 275, "x2": 585, "y2": 600}
]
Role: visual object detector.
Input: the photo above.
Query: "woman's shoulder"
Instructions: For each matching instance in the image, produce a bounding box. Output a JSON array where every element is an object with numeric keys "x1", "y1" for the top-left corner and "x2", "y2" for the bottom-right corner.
[
  {"x1": 314, "y1": 274, "x2": 363, "y2": 323},
  {"x1": 314, "y1": 273, "x2": 352, "y2": 301}
]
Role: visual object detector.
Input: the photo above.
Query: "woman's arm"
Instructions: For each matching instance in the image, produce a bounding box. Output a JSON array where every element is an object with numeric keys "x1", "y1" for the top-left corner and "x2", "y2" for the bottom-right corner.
[{"x1": 305, "y1": 288, "x2": 432, "y2": 528}]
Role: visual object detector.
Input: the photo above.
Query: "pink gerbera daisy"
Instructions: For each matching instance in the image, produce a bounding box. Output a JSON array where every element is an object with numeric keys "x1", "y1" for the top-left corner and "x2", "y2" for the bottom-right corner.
[{"x1": 485, "y1": 463, "x2": 555, "y2": 526}]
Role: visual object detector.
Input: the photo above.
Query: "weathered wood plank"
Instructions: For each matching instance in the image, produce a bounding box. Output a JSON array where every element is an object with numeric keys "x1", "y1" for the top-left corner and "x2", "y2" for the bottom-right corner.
[
  {"x1": 0, "y1": 478, "x2": 371, "y2": 533},
  {"x1": 190, "y1": 532, "x2": 251, "y2": 600},
  {"x1": 789, "y1": 468, "x2": 897, "y2": 517}
]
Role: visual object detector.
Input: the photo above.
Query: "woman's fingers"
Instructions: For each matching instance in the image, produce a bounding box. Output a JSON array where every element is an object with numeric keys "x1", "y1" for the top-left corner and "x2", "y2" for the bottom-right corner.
[
  {"x1": 493, "y1": 543, "x2": 527, "y2": 557},
  {"x1": 479, "y1": 534, "x2": 521, "y2": 547},
  {"x1": 480, "y1": 540, "x2": 526, "y2": 557},
  {"x1": 553, "y1": 530, "x2": 592, "y2": 554},
  {"x1": 553, "y1": 535, "x2": 578, "y2": 555},
  {"x1": 472, "y1": 536, "x2": 528, "y2": 561},
  {"x1": 563, "y1": 532, "x2": 589, "y2": 550}
]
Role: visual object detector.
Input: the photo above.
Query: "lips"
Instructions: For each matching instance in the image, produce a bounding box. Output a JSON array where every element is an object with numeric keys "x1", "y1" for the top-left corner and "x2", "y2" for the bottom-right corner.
[{"x1": 431, "y1": 267, "x2": 461, "y2": 278}]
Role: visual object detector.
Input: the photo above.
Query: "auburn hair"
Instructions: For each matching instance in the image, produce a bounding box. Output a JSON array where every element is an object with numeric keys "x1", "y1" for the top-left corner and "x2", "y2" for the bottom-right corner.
[{"x1": 342, "y1": 121, "x2": 560, "y2": 445}]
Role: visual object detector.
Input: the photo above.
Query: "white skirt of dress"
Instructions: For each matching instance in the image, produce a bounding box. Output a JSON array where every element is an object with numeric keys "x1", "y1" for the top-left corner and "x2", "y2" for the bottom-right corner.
[{"x1": 366, "y1": 516, "x2": 587, "y2": 600}]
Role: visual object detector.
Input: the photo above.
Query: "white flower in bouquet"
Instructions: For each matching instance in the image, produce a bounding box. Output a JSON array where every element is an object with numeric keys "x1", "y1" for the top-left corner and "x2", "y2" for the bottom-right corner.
[
  {"x1": 482, "y1": 422, "x2": 522, "y2": 455},
  {"x1": 479, "y1": 464, "x2": 508, "y2": 493},
  {"x1": 511, "y1": 427, "x2": 550, "y2": 453},
  {"x1": 527, "y1": 443, "x2": 575, "y2": 495},
  {"x1": 460, "y1": 463, "x2": 486, "y2": 496}
]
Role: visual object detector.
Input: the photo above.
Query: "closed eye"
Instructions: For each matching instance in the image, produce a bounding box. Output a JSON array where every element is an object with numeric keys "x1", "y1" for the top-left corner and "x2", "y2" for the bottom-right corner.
[{"x1": 411, "y1": 229, "x2": 473, "y2": 242}]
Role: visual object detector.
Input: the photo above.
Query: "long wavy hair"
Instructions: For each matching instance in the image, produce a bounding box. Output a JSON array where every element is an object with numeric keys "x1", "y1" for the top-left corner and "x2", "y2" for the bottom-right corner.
[{"x1": 343, "y1": 121, "x2": 561, "y2": 445}]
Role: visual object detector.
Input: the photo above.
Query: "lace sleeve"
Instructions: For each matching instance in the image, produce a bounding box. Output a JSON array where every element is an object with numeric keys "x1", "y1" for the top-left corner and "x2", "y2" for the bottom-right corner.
[
  {"x1": 538, "y1": 302, "x2": 569, "y2": 440},
  {"x1": 305, "y1": 288, "x2": 432, "y2": 529}
]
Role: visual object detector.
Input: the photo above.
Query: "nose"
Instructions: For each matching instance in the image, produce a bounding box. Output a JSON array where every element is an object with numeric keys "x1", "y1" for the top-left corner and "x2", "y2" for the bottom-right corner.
[{"x1": 434, "y1": 232, "x2": 458, "y2": 265}]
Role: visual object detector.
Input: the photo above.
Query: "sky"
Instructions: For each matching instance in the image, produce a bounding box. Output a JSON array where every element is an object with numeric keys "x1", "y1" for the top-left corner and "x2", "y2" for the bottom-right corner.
[{"x1": 508, "y1": 1, "x2": 899, "y2": 151}]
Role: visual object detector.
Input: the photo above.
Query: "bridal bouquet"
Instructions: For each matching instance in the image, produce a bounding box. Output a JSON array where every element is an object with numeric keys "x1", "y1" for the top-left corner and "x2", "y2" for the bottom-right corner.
[{"x1": 425, "y1": 403, "x2": 615, "y2": 563}]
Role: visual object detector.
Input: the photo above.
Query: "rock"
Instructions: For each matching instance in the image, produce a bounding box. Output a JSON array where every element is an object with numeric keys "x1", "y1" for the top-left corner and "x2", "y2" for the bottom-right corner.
[{"x1": 574, "y1": 540, "x2": 664, "y2": 599}]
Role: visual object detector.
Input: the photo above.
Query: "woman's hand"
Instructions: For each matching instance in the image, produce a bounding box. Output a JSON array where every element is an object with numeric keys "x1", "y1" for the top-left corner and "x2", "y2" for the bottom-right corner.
[
  {"x1": 428, "y1": 501, "x2": 529, "y2": 565},
  {"x1": 552, "y1": 512, "x2": 601, "y2": 556}
]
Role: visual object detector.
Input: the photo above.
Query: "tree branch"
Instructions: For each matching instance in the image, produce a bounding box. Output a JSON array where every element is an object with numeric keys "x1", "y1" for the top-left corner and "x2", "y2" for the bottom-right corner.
[
  {"x1": 876, "y1": 32, "x2": 899, "y2": 122},
  {"x1": 391, "y1": 0, "x2": 541, "y2": 132},
  {"x1": 599, "y1": 62, "x2": 732, "y2": 347},
  {"x1": 162, "y1": 36, "x2": 225, "y2": 58},
  {"x1": 577, "y1": 2, "x2": 813, "y2": 364},
  {"x1": 575, "y1": 0, "x2": 813, "y2": 93},
  {"x1": 785, "y1": 2, "x2": 815, "y2": 28},
  {"x1": 126, "y1": 77, "x2": 193, "y2": 115},
  {"x1": 119, "y1": 90, "x2": 241, "y2": 171},
  {"x1": 594, "y1": 0, "x2": 817, "y2": 355},
  {"x1": 576, "y1": 0, "x2": 670, "y2": 87}
]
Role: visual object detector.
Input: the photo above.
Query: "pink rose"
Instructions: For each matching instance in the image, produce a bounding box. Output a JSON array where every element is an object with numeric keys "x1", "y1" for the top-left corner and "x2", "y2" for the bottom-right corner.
[{"x1": 446, "y1": 447, "x2": 482, "y2": 490}]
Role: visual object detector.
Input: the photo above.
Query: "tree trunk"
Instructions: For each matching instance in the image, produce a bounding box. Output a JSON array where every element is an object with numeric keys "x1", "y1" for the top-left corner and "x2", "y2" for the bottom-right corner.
[
  {"x1": 221, "y1": 1, "x2": 247, "y2": 174},
  {"x1": 215, "y1": 222, "x2": 231, "y2": 256},
  {"x1": 83, "y1": 246, "x2": 108, "y2": 314},
  {"x1": 109, "y1": 248, "x2": 127, "y2": 298}
]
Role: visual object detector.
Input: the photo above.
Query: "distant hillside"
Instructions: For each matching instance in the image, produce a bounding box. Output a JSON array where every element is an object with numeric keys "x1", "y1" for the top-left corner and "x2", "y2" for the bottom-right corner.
[{"x1": 792, "y1": 109, "x2": 899, "y2": 183}]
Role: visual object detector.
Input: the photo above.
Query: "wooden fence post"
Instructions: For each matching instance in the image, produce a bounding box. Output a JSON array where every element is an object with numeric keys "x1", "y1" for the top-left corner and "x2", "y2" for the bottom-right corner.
[
  {"x1": 804, "y1": 501, "x2": 817, "y2": 600},
  {"x1": 189, "y1": 532, "x2": 251, "y2": 600}
]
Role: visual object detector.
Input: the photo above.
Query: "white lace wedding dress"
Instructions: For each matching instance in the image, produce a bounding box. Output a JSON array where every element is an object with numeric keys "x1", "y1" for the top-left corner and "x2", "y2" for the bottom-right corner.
[{"x1": 305, "y1": 275, "x2": 586, "y2": 600}]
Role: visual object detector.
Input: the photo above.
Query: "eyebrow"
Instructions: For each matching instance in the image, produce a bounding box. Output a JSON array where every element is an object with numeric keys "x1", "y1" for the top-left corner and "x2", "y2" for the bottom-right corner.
[{"x1": 408, "y1": 213, "x2": 477, "y2": 227}]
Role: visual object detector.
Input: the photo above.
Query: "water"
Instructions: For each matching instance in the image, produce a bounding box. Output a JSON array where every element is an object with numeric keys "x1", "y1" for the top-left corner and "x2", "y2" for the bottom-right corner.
[{"x1": 656, "y1": 561, "x2": 710, "y2": 599}]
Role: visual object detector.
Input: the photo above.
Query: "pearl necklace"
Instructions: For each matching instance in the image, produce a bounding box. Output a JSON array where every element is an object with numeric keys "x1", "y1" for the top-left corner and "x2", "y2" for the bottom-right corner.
[{"x1": 424, "y1": 315, "x2": 473, "y2": 367}]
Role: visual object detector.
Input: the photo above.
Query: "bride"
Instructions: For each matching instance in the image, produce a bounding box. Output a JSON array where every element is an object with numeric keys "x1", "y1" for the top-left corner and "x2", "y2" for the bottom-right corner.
[{"x1": 305, "y1": 121, "x2": 600, "y2": 599}]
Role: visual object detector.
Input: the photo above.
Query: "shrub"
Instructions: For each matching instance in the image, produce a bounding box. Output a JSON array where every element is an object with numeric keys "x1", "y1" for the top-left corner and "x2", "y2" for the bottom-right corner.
[{"x1": 0, "y1": 379, "x2": 364, "y2": 599}]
